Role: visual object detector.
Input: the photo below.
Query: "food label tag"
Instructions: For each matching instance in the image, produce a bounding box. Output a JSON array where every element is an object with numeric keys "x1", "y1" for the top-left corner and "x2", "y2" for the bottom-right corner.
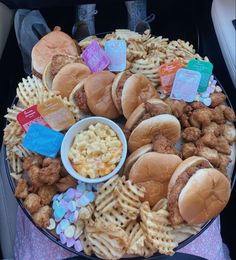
[
  {"x1": 104, "y1": 40, "x2": 126, "y2": 72},
  {"x1": 159, "y1": 60, "x2": 182, "y2": 94},
  {"x1": 22, "y1": 123, "x2": 64, "y2": 158},
  {"x1": 82, "y1": 40, "x2": 110, "y2": 72},
  {"x1": 16, "y1": 105, "x2": 48, "y2": 132},
  {"x1": 37, "y1": 98, "x2": 75, "y2": 131},
  {"x1": 170, "y1": 68, "x2": 201, "y2": 102},
  {"x1": 187, "y1": 59, "x2": 213, "y2": 92}
]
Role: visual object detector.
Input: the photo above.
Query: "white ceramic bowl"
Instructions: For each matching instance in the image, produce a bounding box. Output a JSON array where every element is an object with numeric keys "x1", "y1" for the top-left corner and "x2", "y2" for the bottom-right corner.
[{"x1": 61, "y1": 117, "x2": 127, "y2": 183}]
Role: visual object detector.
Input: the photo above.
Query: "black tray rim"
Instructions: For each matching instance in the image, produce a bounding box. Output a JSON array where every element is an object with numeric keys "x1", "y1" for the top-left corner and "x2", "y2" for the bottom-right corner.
[{"x1": 3, "y1": 75, "x2": 236, "y2": 259}]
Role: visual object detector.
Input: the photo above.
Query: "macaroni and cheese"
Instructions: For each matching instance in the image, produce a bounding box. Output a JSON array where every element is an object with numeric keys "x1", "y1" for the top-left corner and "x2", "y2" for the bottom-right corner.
[{"x1": 68, "y1": 123, "x2": 122, "y2": 178}]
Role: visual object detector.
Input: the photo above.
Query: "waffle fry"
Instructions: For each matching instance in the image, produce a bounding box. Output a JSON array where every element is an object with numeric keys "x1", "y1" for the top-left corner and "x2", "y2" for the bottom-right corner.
[
  {"x1": 127, "y1": 40, "x2": 147, "y2": 61},
  {"x1": 140, "y1": 201, "x2": 177, "y2": 256},
  {"x1": 80, "y1": 203, "x2": 95, "y2": 220},
  {"x1": 16, "y1": 76, "x2": 60, "y2": 107},
  {"x1": 125, "y1": 221, "x2": 145, "y2": 256},
  {"x1": 80, "y1": 233, "x2": 93, "y2": 256},
  {"x1": 94, "y1": 206, "x2": 132, "y2": 228},
  {"x1": 152, "y1": 198, "x2": 168, "y2": 211},
  {"x1": 3, "y1": 122, "x2": 23, "y2": 147},
  {"x1": 172, "y1": 223, "x2": 201, "y2": 243},
  {"x1": 115, "y1": 29, "x2": 143, "y2": 42},
  {"x1": 130, "y1": 57, "x2": 161, "y2": 87},
  {"x1": 62, "y1": 97, "x2": 80, "y2": 121},
  {"x1": 85, "y1": 221, "x2": 129, "y2": 260},
  {"x1": 95, "y1": 175, "x2": 119, "y2": 213},
  {"x1": 4, "y1": 105, "x2": 23, "y2": 122},
  {"x1": 115, "y1": 177, "x2": 145, "y2": 219},
  {"x1": 78, "y1": 35, "x2": 101, "y2": 50}
]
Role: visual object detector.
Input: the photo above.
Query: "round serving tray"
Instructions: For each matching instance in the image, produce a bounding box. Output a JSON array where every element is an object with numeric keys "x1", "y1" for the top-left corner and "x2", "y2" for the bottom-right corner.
[{"x1": 3, "y1": 73, "x2": 236, "y2": 259}]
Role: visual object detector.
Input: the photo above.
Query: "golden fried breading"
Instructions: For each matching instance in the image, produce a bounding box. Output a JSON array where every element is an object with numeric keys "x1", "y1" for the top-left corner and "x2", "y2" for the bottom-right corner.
[
  {"x1": 37, "y1": 185, "x2": 57, "y2": 205},
  {"x1": 202, "y1": 122, "x2": 222, "y2": 137},
  {"x1": 196, "y1": 146, "x2": 219, "y2": 167},
  {"x1": 181, "y1": 143, "x2": 197, "y2": 159},
  {"x1": 222, "y1": 123, "x2": 236, "y2": 144},
  {"x1": 200, "y1": 133, "x2": 218, "y2": 148},
  {"x1": 27, "y1": 165, "x2": 44, "y2": 192},
  {"x1": 32, "y1": 205, "x2": 52, "y2": 228},
  {"x1": 24, "y1": 193, "x2": 41, "y2": 214},
  {"x1": 212, "y1": 106, "x2": 225, "y2": 124},
  {"x1": 217, "y1": 153, "x2": 231, "y2": 175},
  {"x1": 56, "y1": 175, "x2": 77, "y2": 192},
  {"x1": 39, "y1": 158, "x2": 61, "y2": 185},
  {"x1": 215, "y1": 136, "x2": 231, "y2": 155},
  {"x1": 23, "y1": 155, "x2": 43, "y2": 171},
  {"x1": 182, "y1": 127, "x2": 201, "y2": 142},
  {"x1": 152, "y1": 135, "x2": 180, "y2": 155},
  {"x1": 183, "y1": 105, "x2": 193, "y2": 116},
  {"x1": 50, "y1": 54, "x2": 82, "y2": 79},
  {"x1": 179, "y1": 114, "x2": 191, "y2": 128},
  {"x1": 223, "y1": 107, "x2": 236, "y2": 122},
  {"x1": 15, "y1": 178, "x2": 28, "y2": 199},
  {"x1": 60, "y1": 165, "x2": 68, "y2": 177},
  {"x1": 165, "y1": 98, "x2": 187, "y2": 118},
  {"x1": 210, "y1": 93, "x2": 226, "y2": 108},
  {"x1": 190, "y1": 101, "x2": 206, "y2": 110},
  {"x1": 190, "y1": 108, "x2": 213, "y2": 128}
]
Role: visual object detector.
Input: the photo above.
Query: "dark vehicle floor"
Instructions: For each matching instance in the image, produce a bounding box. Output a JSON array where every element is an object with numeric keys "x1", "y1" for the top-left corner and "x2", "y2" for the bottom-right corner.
[{"x1": 0, "y1": 0, "x2": 235, "y2": 259}]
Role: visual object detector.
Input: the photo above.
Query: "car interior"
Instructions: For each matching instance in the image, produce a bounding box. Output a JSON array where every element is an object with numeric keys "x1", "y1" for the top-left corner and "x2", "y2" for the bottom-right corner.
[{"x1": 0, "y1": 0, "x2": 235, "y2": 259}]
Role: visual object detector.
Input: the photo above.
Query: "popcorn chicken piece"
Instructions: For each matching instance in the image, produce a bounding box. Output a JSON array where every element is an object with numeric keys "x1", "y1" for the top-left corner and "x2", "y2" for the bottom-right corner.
[
  {"x1": 15, "y1": 178, "x2": 28, "y2": 199},
  {"x1": 200, "y1": 133, "x2": 218, "y2": 148},
  {"x1": 37, "y1": 185, "x2": 57, "y2": 205},
  {"x1": 23, "y1": 155, "x2": 43, "y2": 171},
  {"x1": 223, "y1": 107, "x2": 236, "y2": 122},
  {"x1": 181, "y1": 143, "x2": 197, "y2": 159},
  {"x1": 182, "y1": 127, "x2": 201, "y2": 142},
  {"x1": 202, "y1": 122, "x2": 222, "y2": 137},
  {"x1": 215, "y1": 136, "x2": 231, "y2": 155},
  {"x1": 39, "y1": 158, "x2": 61, "y2": 185},
  {"x1": 222, "y1": 123, "x2": 236, "y2": 144},
  {"x1": 56, "y1": 175, "x2": 77, "y2": 192},
  {"x1": 24, "y1": 193, "x2": 41, "y2": 214},
  {"x1": 210, "y1": 93, "x2": 226, "y2": 107},
  {"x1": 27, "y1": 165, "x2": 44, "y2": 192},
  {"x1": 32, "y1": 205, "x2": 52, "y2": 228}
]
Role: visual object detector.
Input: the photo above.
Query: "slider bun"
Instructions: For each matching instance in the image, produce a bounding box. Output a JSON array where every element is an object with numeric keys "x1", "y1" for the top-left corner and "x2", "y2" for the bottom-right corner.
[
  {"x1": 129, "y1": 152, "x2": 182, "y2": 206},
  {"x1": 178, "y1": 168, "x2": 231, "y2": 224},
  {"x1": 121, "y1": 74, "x2": 159, "y2": 118},
  {"x1": 123, "y1": 144, "x2": 153, "y2": 177},
  {"x1": 111, "y1": 71, "x2": 127, "y2": 113},
  {"x1": 52, "y1": 63, "x2": 91, "y2": 98},
  {"x1": 168, "y1": 156, "x2": 212, "y2": 197},
  {"x1": 128, "y1": 114, "x2": 181, "y2": 152},
  {"x1": 125, "y1": 98, "x2": 171, "y2": 131},
  {"x1": 84, "y1": 71, "x2": 120, "y2": 119},
  {"x1": 32, "y1": 27, "x2": 79, "y2": 76}
]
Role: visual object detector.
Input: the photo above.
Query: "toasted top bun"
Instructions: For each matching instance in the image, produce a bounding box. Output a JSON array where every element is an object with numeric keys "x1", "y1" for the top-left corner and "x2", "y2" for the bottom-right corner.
[
  {"x1": 125, "y1": 98, "x2": 171, "y2": 131},
  {"x1": 179, "y1": 168, "x2": 231, "y2": 224},
  {"x1": 111, "y1": 71, "x2": 132, "y2": 113},
  {"x1": 121, "y1": 74, "x2": 159, "y2": 118},
  {"x1": 128, "y1": 114, "x2": 181, "y2": 152},
  {"x1": 32, "y1": 27, "x2": 79, "y2": 76},
  {"x1": 84, "y1": 71, "x2": 120, "y2": 119},
  {"x1": 129, "y1": 152, "x2": 182, "y2": 206},
  {"x1": 52, "y1": 63, "x2": 91, "y2": 98},
  {"x1": 168, "y1": 156, "x2": 211, "y2": 196},
  {"x1": 123, "y1": 144, "x2": 153, "y2": 177}
]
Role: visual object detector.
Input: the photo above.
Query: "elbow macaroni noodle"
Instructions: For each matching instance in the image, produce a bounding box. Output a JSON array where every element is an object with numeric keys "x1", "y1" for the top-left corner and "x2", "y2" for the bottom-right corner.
[{"x1": 68, "y1": 123, "x2": 122, "y2": 178}]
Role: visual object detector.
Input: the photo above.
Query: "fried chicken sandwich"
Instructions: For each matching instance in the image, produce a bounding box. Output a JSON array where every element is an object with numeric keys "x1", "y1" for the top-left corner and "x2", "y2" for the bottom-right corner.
[{"x1": 168, "y1": 156, "x2": 231, "y2": 225}]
